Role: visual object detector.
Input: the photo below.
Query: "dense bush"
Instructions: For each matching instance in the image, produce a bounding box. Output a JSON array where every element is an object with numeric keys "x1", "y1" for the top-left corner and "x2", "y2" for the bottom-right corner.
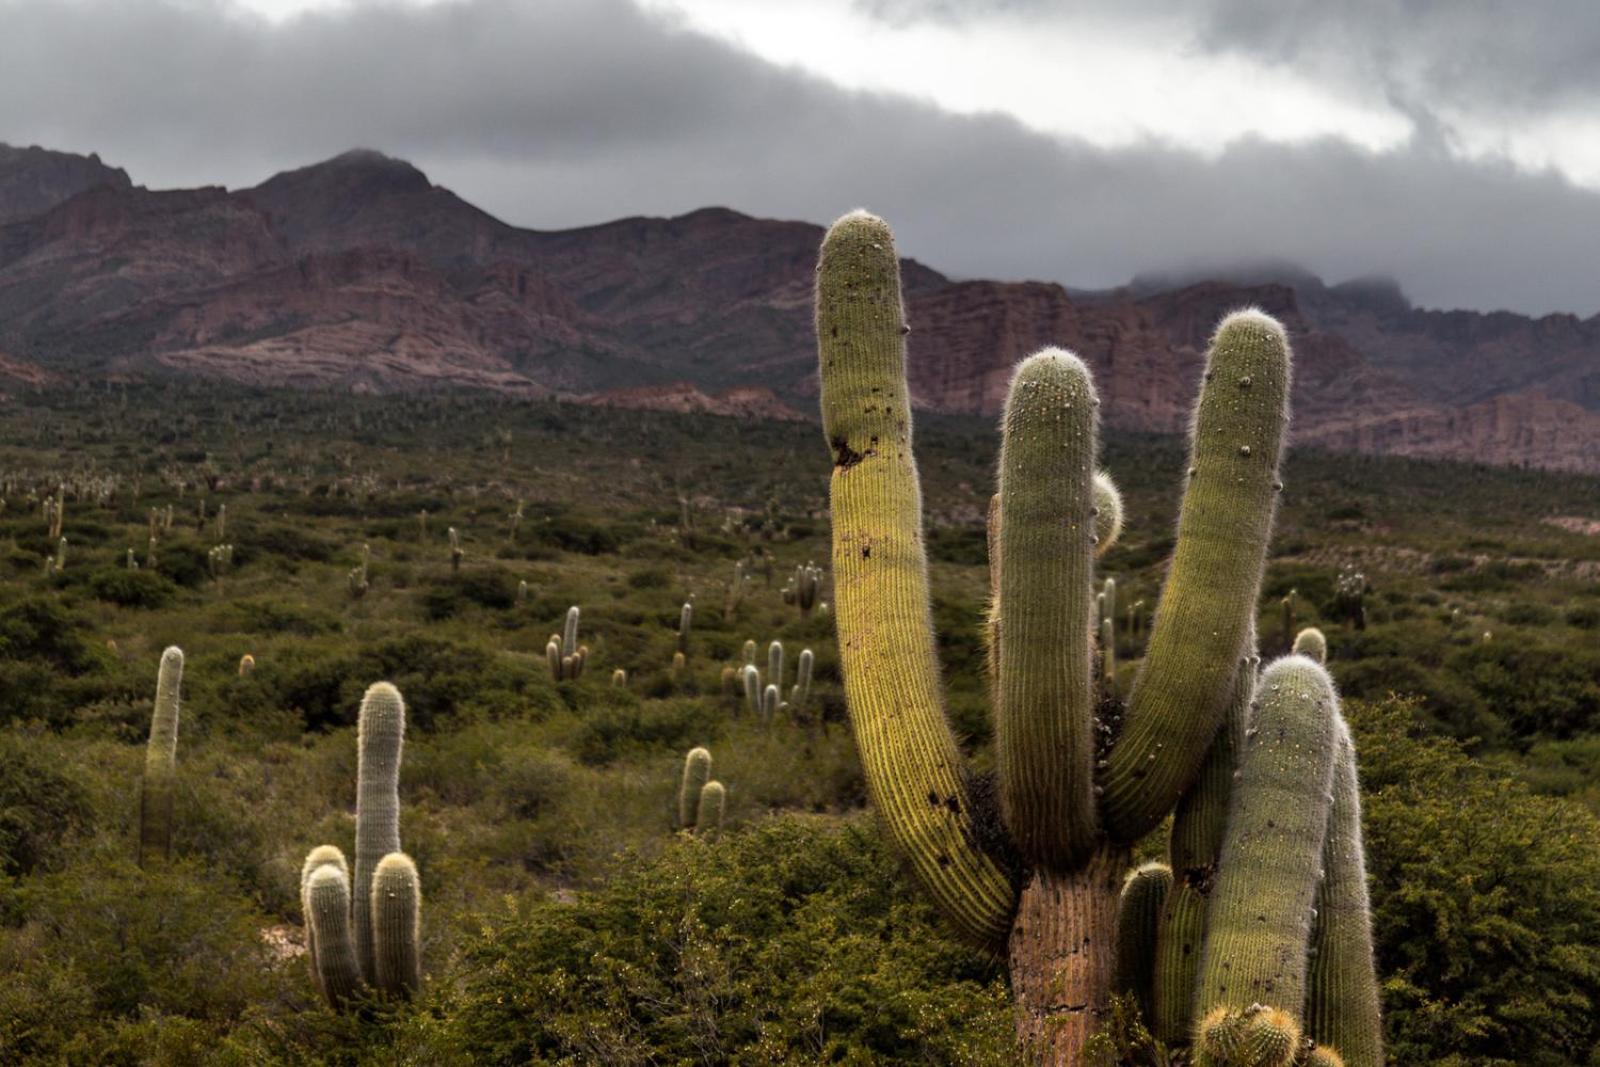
[{"x1": 432, "y1": 816, "x2": 1013, "y2": 1064}]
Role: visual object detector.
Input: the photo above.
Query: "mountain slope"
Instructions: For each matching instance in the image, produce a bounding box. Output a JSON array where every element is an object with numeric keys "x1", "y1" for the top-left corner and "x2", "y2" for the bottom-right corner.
[{"x1": 0, "y1": 144, "x2": 1597, "y2": 472}]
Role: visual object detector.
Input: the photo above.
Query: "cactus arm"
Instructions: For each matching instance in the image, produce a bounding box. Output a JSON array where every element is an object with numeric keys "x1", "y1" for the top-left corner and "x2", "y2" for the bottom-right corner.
[
  {"x1": 817, "y1": 210, "x2": 1015, "y2": 948},
  {"x1": 696, "y1": 780, "x2": 726, "y2": 835},
  {"x1": 679, "y1": 747, "x2": 712, "y2": 830},
  {"x1": 371, "y1": 852, "x2": 422, "y2": 999},
  {"x1": 1093, "y1": 473, "x2": 1124, "y2": 557},
  {"x1": 353, "y1": 682, "x2": 405, "y2": 983},
  {"x1": 1307, "y1": 720, "x2": 1384, "y2": 1067},
  {"x1": 1103, "y1": 310, "x2": 1291, "y2": 842},
  {"x1": 1196, "y1": 656, "x2": 1338, "y2": 1036},
  {"x1": 994, "y1": 350, "x2": 1101, "y2": 869},
  {"x1": 306, "y1": 865, "x2": 363, "y2": 1009},
  {"x1": 299, "y1": 844, "x2": 349, "y2": 996},
  {"x1": 138, "y1": 646, "x2": 184, "y2": 866},
  {"x1": 1114, "y1": 861, "x2": 1172, "y2": 1028},
  {"x1": 1153, "y1": 651, "x2": 1256, "y2": 1044},
  {"x1": 1293, "y1": 627, "x2": 1328, "y2": 665}
]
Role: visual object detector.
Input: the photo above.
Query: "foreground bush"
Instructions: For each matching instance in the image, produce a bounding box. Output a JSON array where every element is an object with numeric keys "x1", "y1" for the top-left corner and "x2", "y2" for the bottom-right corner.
[{"x1": 433, "y1": 815, "x2": 1013, "y2": 1065}]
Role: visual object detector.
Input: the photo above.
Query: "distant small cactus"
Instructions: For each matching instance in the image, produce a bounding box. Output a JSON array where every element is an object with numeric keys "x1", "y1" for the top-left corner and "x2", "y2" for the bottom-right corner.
[
  {"x1": 696, "y1": 780, "x2": 726, "y2": 835},
  {"x1": 679, "y1": 747, "x2": 712, "y2": 829},
  {"x1": 239, "y1": 653, "x2": 256, "y2": 677},
  {"x1": 138, "y1": 646, "x2": 184, "y2": 867}
]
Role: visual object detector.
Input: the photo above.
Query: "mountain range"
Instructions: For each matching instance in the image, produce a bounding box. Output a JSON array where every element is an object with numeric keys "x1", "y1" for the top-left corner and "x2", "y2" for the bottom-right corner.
[{"x1": 2, "y1": 142, "x2": 1598, "y2": 472}]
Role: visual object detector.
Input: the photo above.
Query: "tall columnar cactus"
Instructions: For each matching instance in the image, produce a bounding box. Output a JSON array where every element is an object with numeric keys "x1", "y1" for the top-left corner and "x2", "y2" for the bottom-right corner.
[
  {"x1": 679, "y1": 747, "x2": 712, "y2": 829},
  {"x1": 793, "y1": 562, "x2": 823, "y2": 613},
  {"x1": 742, "y1": 664, "x2": 761, "y2": 717},
  {"x1": 301, "y1": 682, "x2": 422, "y2": 1009},
  {"x1": 816, "y1": 211, "x2": 1378, "y2": 1066},
  {"x1": 353, "y1": 682, "x2": 405, "y2": 983},
  {"x1": 677, "y1": 601, "x2": 693, "y2": 660},
  {"x1": 138, "y1": 646, "x2": 184, "y2": 867},
  {"x1": 547, "y1": 606, "x2": 586, "y2": 681},
  {"x1": 448, "y1": 526, "x2": 463, "y2": 572},
  {"x1": 767, "y1": 640, "x2": 784, "y2": 692},
  {"x1": 790, "y1": 648, "x2": 814, "y2": 710}
]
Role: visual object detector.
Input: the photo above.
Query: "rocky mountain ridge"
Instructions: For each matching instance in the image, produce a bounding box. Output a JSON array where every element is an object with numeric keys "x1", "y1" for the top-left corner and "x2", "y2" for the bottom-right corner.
[{"x1": 1, "y1": 144, "x2": 1597, "y2": 472}]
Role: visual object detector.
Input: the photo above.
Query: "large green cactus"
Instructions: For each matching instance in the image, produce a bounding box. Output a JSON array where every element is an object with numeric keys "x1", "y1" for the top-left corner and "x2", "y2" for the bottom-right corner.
[
  {"x1": 815, "y1": 211, "x2": 1378, "y2": 1066},
  {"x1": 1194, "y1": 657, "x2": 1338, "y2": 1066},
  {"x1": 301, "y1": 682, "x2": 422, "y2": 1009},
  {"x1": 137, "y1": 646, "x2": 184, "y2": 867}
]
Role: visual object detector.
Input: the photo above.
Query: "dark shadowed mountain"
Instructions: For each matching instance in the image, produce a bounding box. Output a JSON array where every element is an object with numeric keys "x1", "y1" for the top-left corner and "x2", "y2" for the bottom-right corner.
[{"x1": 1, "y1": 145, "x2": 1597, "y2": 471}]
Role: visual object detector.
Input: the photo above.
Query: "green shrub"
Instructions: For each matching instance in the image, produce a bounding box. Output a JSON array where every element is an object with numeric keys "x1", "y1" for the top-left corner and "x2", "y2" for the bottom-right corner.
[
  {"x1": 434, "y1": 816, "x2": 1012, "y2": 1064},
  {"x1": 87, "y1": 566, "x2": 178, "y2": 608},
  {"x1": 0, "y1": 732, "x2": 93, "y2": 876}
]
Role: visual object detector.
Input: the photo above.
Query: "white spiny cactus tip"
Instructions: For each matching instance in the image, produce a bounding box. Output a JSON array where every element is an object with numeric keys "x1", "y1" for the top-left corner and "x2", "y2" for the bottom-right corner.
[
  {"x1": 1214, "y1": 306, "x2": 1288, "y2": 344},
  {"x1": 161, "y1": 645, "x2": 184, "y2": 665}
]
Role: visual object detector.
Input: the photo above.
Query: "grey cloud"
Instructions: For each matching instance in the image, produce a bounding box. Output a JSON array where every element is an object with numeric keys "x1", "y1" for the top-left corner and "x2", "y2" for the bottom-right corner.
[
  {"x1": 2, "y1": 0, "x2": 1600, "y2": 314},
  {"x1": 855, "y1": 0, "x2": 1600, "y2": 114}
]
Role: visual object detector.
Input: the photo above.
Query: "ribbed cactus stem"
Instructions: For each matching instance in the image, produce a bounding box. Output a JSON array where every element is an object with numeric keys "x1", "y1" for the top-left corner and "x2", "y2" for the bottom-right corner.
[
  {"x1": 679, "y1": 747, "x2": 712, "y2": 829},
  {"x1": 306, "y1": 863, "x2": 363, "y2": 1009},
  {"x1": 300, "y1": 844, "x2": 349, "y2": 997},
  {"x1": 995, "y1": 348, "x2": 1099, "y2": 869},
  {"x1": 138, "y1": 645, "x2": 184, "y2": 866},
  {"x1": 1293, "y1": 627, "x2": 1328, "y2": 665},
  {"x1": 612, "y1": 668, "x2": 628, "y2": 687},
  {"x1": 1093, "y1": 472, "x2": 1124, "y2": 556},
  {"x1": 1197, "y1": 656, "x2": 1338, "y2": 1032},
  {"x1": 762, "y1": 683, "x2": 780, "y2": 724},
  {"x1": 1103, "y1": 310, "x2": 1292, "y2": 843},
  {"x1": 742, "y1": 664, "x2": 761, "y2": 717},
  {"x1": 1102, "y1": 577, "x2": 1117, "y2": 627},
  {"x1": 1153, "y1": 652, "x2": 1256, "y2": 1044},
  {"x1": 1114, "y1": 862, "x2": 1171, "y2": 1027},
  {"x1": 1306, "y1": 719, "x2": 1384, "y2": 1067},
  {"x1": 546, "y1": 639, "x2": 562, "y2": 681},
  {"x1": 767, "y1": 640, "x2": 784, "y2": 691},
  {"x1": 354, "y1": 682, "x2": 405, "y2": 984},
  {"x1": 671, "y1": 650, "x2": 686, "y2": 675},
  {"x1": 371, "y1": 853, "x2": 422, "y2": 999},
  {"x1": 1305, "y1": 1048, "x2": 1348, "y2": 1067},
  {"x1": 696, "y1": 780, "x2": 726, "y2": 835},
  {"x1": 790, "y1": 648, "x2": 814, "y2": 709},
  {"x1": 677, "y1": 602, "x2": 692, "y2": 658},
  {"x1": 742, "y1": 639, "x2": 757, "y2": 666},
  {"x1": 563, "y1": 606, "x2": 580, "y2": 657},
  {"x1": 816, "y1": 210, "x2": 1013, "y2": 947}
]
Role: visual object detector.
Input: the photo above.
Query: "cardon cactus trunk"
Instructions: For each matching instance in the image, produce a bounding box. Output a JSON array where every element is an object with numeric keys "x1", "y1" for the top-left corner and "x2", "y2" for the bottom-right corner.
[
  {"x1": 301, "y1": 682, "x2": 423, "y2": 1009},
  {"x1": 138, "y1": 646, "x2": 185, "y2": 867},
  {"x1": 815, "y1": 211, "x2": 1378, "y2": 1066}
]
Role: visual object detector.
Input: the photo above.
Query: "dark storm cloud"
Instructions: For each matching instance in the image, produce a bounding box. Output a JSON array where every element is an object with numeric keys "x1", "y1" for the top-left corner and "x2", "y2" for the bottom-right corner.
[
  {"x1": 857, "y1": 0, "x2": 1600, "y2": 113},
  {"x1": 2, "y1": 0, "x2": 1599, "y2": 314}
]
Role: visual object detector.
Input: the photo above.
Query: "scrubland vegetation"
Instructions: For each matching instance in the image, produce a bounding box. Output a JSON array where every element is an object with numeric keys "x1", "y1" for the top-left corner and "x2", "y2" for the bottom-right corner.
[{"x1": 0, "y1": 382, "x2": 1597, "y2": 1064}]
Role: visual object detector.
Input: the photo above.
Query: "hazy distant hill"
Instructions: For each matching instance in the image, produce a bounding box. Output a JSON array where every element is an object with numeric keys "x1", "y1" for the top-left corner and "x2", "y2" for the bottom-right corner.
[{"x1": 1, "y1": 144, "x2": 1597, "y2": 472}]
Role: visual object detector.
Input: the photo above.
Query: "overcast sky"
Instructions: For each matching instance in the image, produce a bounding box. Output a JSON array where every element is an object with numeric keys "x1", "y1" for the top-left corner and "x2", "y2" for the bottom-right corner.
[{"x1": 2, "y1": 0, "x2": 1598, "y2": 314}]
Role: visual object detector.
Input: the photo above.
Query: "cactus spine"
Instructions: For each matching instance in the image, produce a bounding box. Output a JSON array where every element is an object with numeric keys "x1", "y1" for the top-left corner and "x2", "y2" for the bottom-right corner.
[
  {"x1": 679, "y1": 747, "x2": 712, "y2": 829},
  {"x1": 817, "y1": 213, "x2": 1377, "y2": 1066},
  {"x1": 138, "y1": 646, "x2": 184, "y2": 866},
  {"x1": 302, "y1": 682, "x2": 421, "y2": 1008}
]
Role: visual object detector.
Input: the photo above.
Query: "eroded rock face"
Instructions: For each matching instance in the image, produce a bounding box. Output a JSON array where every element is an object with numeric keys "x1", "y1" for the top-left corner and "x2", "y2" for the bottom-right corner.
[{"x1": 0, "y1": 143, "x2": 1597, "y2": 471}]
